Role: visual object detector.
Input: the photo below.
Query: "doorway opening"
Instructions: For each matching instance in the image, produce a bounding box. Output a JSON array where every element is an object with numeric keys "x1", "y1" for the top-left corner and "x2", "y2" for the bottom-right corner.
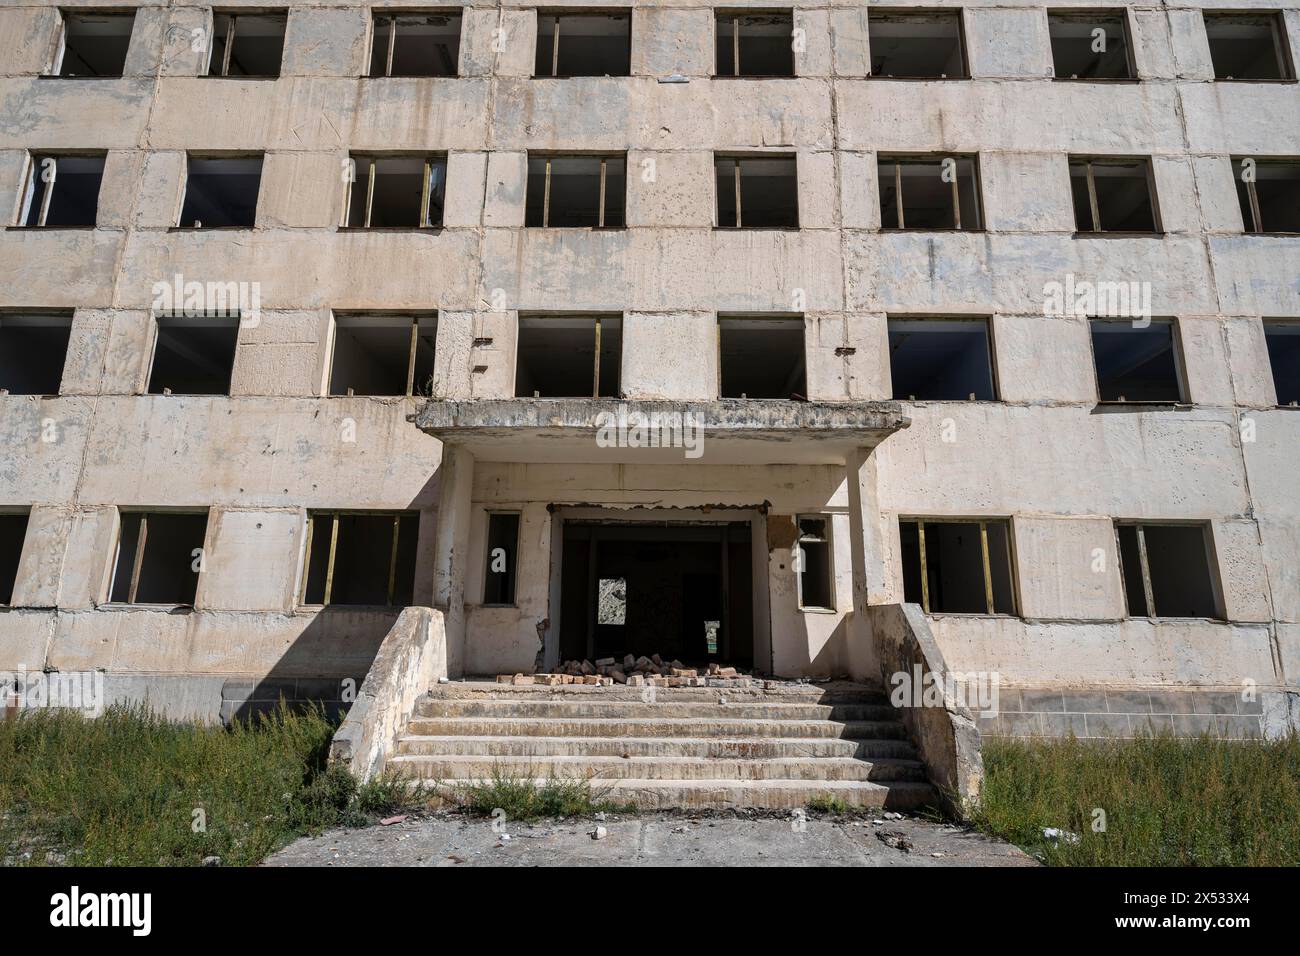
[{"x1": 559, "y1": 520, "x2": 753, "y2": 668}]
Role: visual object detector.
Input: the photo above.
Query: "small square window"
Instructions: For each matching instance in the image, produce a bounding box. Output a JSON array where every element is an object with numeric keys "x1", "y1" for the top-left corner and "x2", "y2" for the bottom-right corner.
[
  {"x1": 868, "y1": 12, "x2": 967, "y2": 78},
  {"x1": 148, "y1": 315, "x2": 240, "y2": 396},
  {"x1": 716, "y1": 154, "x2": 798, "y2": 229},
  {"x1": 179, "y1": 156, "x2": 263, "y2": 229},
  {"x1": 1203, "y1": 12, "x2": 1295, "y2": 81},
  {"x1": 1263, "y1": 321, "x2": 1300, "y2": 406},
  {"x1": 888, "y1": 318, "x2": 996, "y2": 400},
  {"x1": 329, "y1": 313, "x2": 437, "y2": 397},
  {"x1": 208, "y1": 12, "x2": 287, "y2": 77},
  {"x1": 1116, "y1": 522, "x2": 1222, "y2": 619},
  {"x1": 344, "y1": 155, "x2": 447, "y2": 228},
  {"x1": 53, "y1": 12, "x2": 135, "y2": 77},
  {"x1": 525, "y1": 154, "x2": 625, "y2": 228},
  {"x1": 0, "y1": 312, "x2": 74, "y2": 395},
  {"x1": 18, "y1": 154, "x2": 105, "y2": 228},
  {"x1": 718, "y1": 315, "x2": 806, "y2": 399},
  {"x1": 369, "y1": 12, "x2": 461, "y2": 77},
  {"x1": 878, "y1": 155, "x2": 982, "y2": 230},
  {"x1": 301, "y1": 511, "x2": 418, "y2": 606},
  {"x1": 716, "y1": 12, "x2": 794, "y2": 77},
  {"x1": 535, "y1": 12, "x2": 630, "y2": 77},
  {"x1": 1090, "y1": 319, "x2": 1183, "y2": 404},
  {"x1": 1069, "y1": 157, "x2": 1160, "y2": 233},
  {"x1": 1233, "y1": 158, "x2": 1300, "y2": 234},
  {"x1": 109, "y1": 511, "x2": 209, "y2": 605},
  {"x1": 900, "y1": 518, "x2": 1016, "y2": 615},
  {"x1": 1049, "y1": 12, "x2": 1135, "y2": 79},
  {"x1": 515, "y1": 315, "x2": 622, "y2": 398}
]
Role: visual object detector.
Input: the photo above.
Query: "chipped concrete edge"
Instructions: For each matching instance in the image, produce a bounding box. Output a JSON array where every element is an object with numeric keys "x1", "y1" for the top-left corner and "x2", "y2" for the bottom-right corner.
[{"x1": 329, "y1": 606, "x2": 446, "y2": 782}]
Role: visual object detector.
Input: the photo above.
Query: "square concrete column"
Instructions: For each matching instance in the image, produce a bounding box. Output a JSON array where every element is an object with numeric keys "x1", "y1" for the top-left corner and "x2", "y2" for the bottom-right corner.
[
  {"x1": 433, "y1": 444, "x2": 475, "y2": 676},
  {"x1": 845, "y1": 446, "x2": 888, "y2": 678}
]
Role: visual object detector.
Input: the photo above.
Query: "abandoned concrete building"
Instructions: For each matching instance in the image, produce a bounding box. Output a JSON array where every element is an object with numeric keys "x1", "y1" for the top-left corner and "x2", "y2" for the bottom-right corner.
[{"x1": 1, "y1": 1, "x2": 1298, "y2": 805}]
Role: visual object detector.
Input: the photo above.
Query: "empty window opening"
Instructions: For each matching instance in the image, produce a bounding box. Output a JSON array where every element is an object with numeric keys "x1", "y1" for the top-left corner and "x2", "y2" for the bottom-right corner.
[
  {"x1": 148, "y1": 315, "x2": 239, "y2": 395},
  {"x1": 1203, "y1": 12, "x2": 1294, "y2": 81},
  {"x1": 716, "y1": 12, "x2": 794, "y2": 77},
  {"x1": 526, "y1": 154, "x2": 625, "y2": 228},
  {"x1": 535, "y1": 12, "x2": 630, "y2": 77},
  {"x1": 900, "y1": 519, "x2": 1016, "y2": 615},
  {"x1": 18, "y1": 154, "x2": 105, "y2": 227},
  {"x1": 878, "y1": 155, "x2": 982, "y2": 230},
  {"x1": 1234, "y1": 158, "x2": 1300, "y2": 233},
  {"x1": 329, "y1": 313, "x2": 437, "y2": 396},
  {"x1": 301, "y1": 511, "x2": 418, "y2": 606},
  {"x1": 53, "y1": 12, "x2": 134, "y2": 76},
  {"x1": 370, "y1": 12, "x2": 461, "y2": 76},
  {"x1": 716, "y1": 154, "x2": 798, "y2": 228},
  {"x1": 0, "y1": 313, "x2": 73, "y2": 395},
  {"x1": 889, "y1": 318, "x2": 996, "y2": 400},
  {"x1": 0, "y1": 513, "x2": 28, "y2": 606},
  {"x1": 795, "y1": 516, "x2": 833, "y2": 610},
  {"x1": 344, "y1": 155, "x2": 446, "y2": 228},
  {"x1": 1116, "y1": 522, "x2": 1221, "y2": 619},
  {"x1": 483, "y1": 512, "x2": 521, "y2": 605},
  {"x1": 179, "y1": 156, "x2": 263, "y2": 228},
  {"x1": 515, "y1": 315, "x2": 622, "y2": 398},
  {"x1": 208, "y1": 12, "x2": 286, "y2": 77},
  {"x1": 868, "y1": 12, "x2": 967, "y2": 78},
  {"x1": 1264, "y1": 321, "x2": 1300, "y2": 406},
  {"x1": 109, "y1": 511, "x2": 208, "y2": 605},
  {"x1": 1091, "y1": 319, "x2": 1183, "y2": 403},
  {"x1": 1049, "y1": 12, "x2": 1135, "y2": 79},
  {"x1": 718, "y1": 315, "x2": 806, "y2": 399},
  {"x1": 1069, "y1": 158, "x2": 1159, "y2": 233}
]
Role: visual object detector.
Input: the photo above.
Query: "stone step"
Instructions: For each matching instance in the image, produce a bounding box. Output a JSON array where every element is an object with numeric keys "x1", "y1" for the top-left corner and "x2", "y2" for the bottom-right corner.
[
  {"x1": 429, "y1": 682, "x2": 889, "y2": 706},
  {"x1": 403, "y1": 716, "x2": 912, "y2": 741},
  {"x1": 414, "y1": 698, "x2": 900, "y2": 722},
  {"x1": 395, "y1": 733, "x2": 921, "y2": 761}
]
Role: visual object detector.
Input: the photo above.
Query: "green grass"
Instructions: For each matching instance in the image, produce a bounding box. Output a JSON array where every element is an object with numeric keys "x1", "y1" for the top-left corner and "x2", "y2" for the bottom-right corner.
[
  {"x1": 970, "y1": 733, "x2": 1300, "y2": 866},
  {"x1": 449, "y1": 765, "x2": 638, "y2": 821},
  {"x1": 807, "y1": 793, "x2": 853, "y2": 814},
  {"x1": 0, "y1": 703, "x2": 421, "y2": 867}
]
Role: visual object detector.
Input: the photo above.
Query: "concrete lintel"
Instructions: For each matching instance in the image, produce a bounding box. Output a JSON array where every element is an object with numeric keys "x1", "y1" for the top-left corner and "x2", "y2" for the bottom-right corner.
[{"x1": 414, "y1": 399, "x2": 911, "y2": 465}]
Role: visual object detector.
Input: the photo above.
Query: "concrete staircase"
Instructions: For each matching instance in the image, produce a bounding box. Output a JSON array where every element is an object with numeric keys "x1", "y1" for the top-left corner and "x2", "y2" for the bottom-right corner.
[{"x1": 387, "y1": 680, "x2": 940, "y2": 810}]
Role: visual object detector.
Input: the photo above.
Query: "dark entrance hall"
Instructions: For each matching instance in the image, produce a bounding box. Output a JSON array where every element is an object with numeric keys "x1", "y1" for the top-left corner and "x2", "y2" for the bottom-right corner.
[{"x1": 559, "y1": 521, "x2": 753, "y2": 667}]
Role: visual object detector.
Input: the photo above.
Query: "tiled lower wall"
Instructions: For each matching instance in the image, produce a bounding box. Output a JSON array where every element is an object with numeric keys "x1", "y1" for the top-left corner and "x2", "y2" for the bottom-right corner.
[
  {"x1": 978, "y1": 688, "x2": 1268, "y2": 739},
  {"x1": 219, "y1": 677, "x2": 357, "y2": 725}
]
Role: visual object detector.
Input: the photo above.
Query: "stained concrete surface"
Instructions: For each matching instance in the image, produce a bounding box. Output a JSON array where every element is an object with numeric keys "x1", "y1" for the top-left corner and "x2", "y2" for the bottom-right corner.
[{"x1": 263, "y1": 811, "x2": 1037, "y2": 867}]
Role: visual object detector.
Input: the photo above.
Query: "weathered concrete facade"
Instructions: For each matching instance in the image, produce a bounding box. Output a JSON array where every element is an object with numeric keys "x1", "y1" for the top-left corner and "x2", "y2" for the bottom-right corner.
[{"x1": 1, "y1": 0, "x2": 1296, "y2": 735}]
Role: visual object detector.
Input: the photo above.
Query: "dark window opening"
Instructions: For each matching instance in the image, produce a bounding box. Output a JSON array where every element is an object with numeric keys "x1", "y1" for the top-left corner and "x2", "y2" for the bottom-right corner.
[
  {"x1": 889, "y1": 318, "x2": 996, "y2": 400},
  {"x1": 795, "y1": 516, "x2": 833, "y2": 610},
  {"x1": 1116, "y1": 522, "x2": 1221, "y2": 618},
  {"x1": 54, "y1": 12, "x2": 134, "y2": 77},
  {"x1": 19, "y1": 154, "x2": 105, "y2": 227},
  {"x1": 535, "y1": 13, "x2": 630, "y2": 77},
  {"x1": 483, "y1": 512, "x2": 520, "y2": 605},
  {"x1": 1049, "y1": 12, "x2": 1135, "y2": 79},
  {"x1": 878, "y1": 154, "x2": 982, "y2": 230},
  {"x1": 1264, "y1": 321, "x2": 1300, "y2": 406},
  {"x1": 1203, "y1": 12, "x2": 1294, "y2": 81},
  {"x1": 1234, "y1": 158, "x2": 1300, "y2": 233},
  {"x1": 148, "y1": 315, "x2": 239, "y2": 396},
  {"x1": 208, "y1": 12, "x2": 286, "y2": 77},
  {"x1": 179, "y1": 156, "x2": 263, "y2": 228},
  {"x1": 329, "y1": 313, "x2": 437, "y2": 397},
  {"x1": 345, "y1": 155, "x2": 446, "y2": 228},
  {"x1": 301, "y1": 512, "x2": 418, "y2": 606},
  {"x1": 900, "y1": 518, "x2": 1015, "y2": 614},
  {"x1": 716, "y1": 12, "x2": 794, "y2": 77},
  {"x1": 515, "y1": 314, "x2": 621, "y2": 398},
  {"x1": 370, "y1": 12, "x2": 461, "y2": 76},
  {"x1": 1090, "y1": 319, "x2": 1183, "y2": 403},
  {"x1": 868, "y1": 12, "x2": 967, "y2": 78},
  {"x1": 718, "y1": 315, "x2": 806, "y2": 398},
  {"x1": 109, "y1": 511, "x2": 208, "y2": 605},
  {"x1": 1069, "y1": 157, "x2": 1159, "y2": 233},
  {"x1": 526, "y1": 154, "x2": 625, "y2": 228},
  {"x1": 0, "y1": 513, "x2": 28, "y2": 606},
  {"x1": 0, "y1": 313, "x2": 73, "y2": 395},
  {"x1": 716, "y1": 154, "x2": 798, "y2": 228}
]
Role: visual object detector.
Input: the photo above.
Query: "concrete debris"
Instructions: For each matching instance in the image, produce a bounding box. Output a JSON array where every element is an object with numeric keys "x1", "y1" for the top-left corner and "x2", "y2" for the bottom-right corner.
[
  {"x1": 876, "y1": 831, "x2": 913, "y2": 853},
  {"x1": 503, "y1": 658, "x2": 759, "y2": 689},
  {"x1": 591, "y1": 826, "x2": 608, "y2": 840}
]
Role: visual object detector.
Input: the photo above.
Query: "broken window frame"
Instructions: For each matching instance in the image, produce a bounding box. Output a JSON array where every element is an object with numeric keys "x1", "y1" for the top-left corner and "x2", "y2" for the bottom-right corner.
[
  {"x1": 1202, "y1": 11, "x2": 1296, "y2": 82},
  {"x1": 108, "y1": 509, "x2": 208, "y2": 607},
  {"x1": 328, "y1": 312, "x2": 438, "y2": 397},
  {"x1": 48, "y1": 11, "x2": 135, "y2": 78},
  {"x1": 1233, "y1": 156, "x2": 1300, "y2": 234},
  {"x1": 534, "y1": 11, "x2": 632, "y2": 78},
  {"x1": 1088, "y1": 317, "x2": 1187, "y2": 405},
  {"x1": 16, "y1": 152, "x2": 105, "y2": 228},
  {"x1": 794, "y1": 515, "x2": 834, "y2": 612},
  {"x1": 1047, "y1": 10, "x2": 1138, "y2": 81},
  {"x1": 877, "y1": 153, "x2": 984, "y2": 231},
  {"x1": 866, "y1": 10, "x2": 970, "y2": 80},
  {"x1": 207, "y1": 11, "x2": 288, "y2": 78},
  {"x1": 527, "y1": 154, "x2": 625, "y2": 229},
  {"x1": 715, "y1": 153, "x2": 800, "y2": 229},
  {"x1": 298, "y1": 510, "x2": 416, "y2": 607},
  {"x1": 482, "y1": 511, "x2": 521, "y2": 606},
  {"x1": 368, "y1": 11, "x2": 462, "y2": 77},
  {"x1": 341, "y1": 154, "x2": 447, "y2": 229},
  {"x1": 1069, "y1": 156, "x2": 1163, "y2": 234},
  {"x1": 715, "y1": 11, "x2": 797, "y2": 78},
  {"x1": 1114, "y1": 520, "x2": 1223, "y2": 620},
  {"x1": 902, "y1": 517, "x2": 1018, "y2": 616},
  {"x1": 514, "y1": 313, "x2": 622, "y2": 398}
]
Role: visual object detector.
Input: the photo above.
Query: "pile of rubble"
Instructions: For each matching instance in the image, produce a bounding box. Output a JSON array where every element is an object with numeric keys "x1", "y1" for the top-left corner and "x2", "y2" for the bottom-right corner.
[{"x1": 499, "y1": 655, "x2": 752, "y2": 688}]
